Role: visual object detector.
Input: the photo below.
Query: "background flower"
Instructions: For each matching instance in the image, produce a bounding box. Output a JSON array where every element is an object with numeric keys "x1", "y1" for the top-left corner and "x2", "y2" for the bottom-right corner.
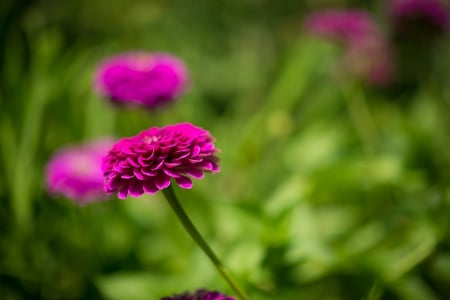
[
  {"x1": 303, "y1": 10, "x2": 380, "y2": 44},
  {"x1": 46, "y1": 139, "x2": 114, "y2": 204},
  {"x1": 304, "y1": 9, "x2": 395, "y2": 85},
  {"x1": 94, "y1": 52, "x2": 189, "y2": 109},
  {"x1": 103, "y1": 123, "x2": 219, "y2": 199},
  {"x1": 389, "y1": 0, "x2": 450, "y2": 35},
  {"x1": 161, "y1": 289, "x2": 235, "y2": 300},
  {"x1": 387, "y1": 0, "x2": 449, "y2": 85},
  {"x1": 342, "y1": 36, "x2": 396, "y2": 86}
]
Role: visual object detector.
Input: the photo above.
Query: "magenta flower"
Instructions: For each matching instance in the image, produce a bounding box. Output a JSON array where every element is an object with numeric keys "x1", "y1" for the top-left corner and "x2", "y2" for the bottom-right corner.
[
  {"x1": 304, "y1": 9, "x2": 380, "y2": 44},
  {"x1": 304, "y1": 9, "x2": 395, "y2": 86},
  {"x1": 102, "y1": 123, "x2": 219, "y2": 199},
  {"x1": 161, "y1": 289, "x2": 235, "y2": 300},
  {"x1": 46, "y1": 139, "x2": 114, "y2": 204},
  {"x1": 94, "y1": 52, "x2": 189, "y2": 109},
  {"x1": 343, "y1": 36, "x2": 396, "y2": 86},
  {"x1": 389, "y1": 0, "x2": 449, "y2": 34}
]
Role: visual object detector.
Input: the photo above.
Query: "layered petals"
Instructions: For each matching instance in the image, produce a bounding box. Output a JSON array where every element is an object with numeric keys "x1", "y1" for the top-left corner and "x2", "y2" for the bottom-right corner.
[
  {"x1": 102, "y1": 123, "x2": 220, "y2": 199},
  {"x1": 161, "y1": 289, "x2": 235, "y2": 300},
  {"x1": 94, "y1": 52, "x2": 189, "y2": 109}
]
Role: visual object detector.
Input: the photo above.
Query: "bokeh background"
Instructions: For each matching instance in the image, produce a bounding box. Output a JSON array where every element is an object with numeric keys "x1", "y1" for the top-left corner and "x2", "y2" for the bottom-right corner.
[{"x1": 1, "y1": 0, "x2": 450, "y2": 299}]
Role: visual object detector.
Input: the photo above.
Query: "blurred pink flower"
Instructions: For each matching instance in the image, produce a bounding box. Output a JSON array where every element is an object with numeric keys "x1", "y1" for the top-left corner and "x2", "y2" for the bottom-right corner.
[
  {"x1": 94, "y1": 52, "x2": 189, "y2": 109},
  {"x1": 343, "y1": 36, "x2": 396, "y2": 86},
  {"x1": 102, "y1": 123, "x2": 219, "y2": 199},
  {"x1": 304, "y1": 9, "x2": 380, "y2": 44},
  {"x1": 389, "y1": 0, "x2": 449, "y2": 34},
  {"x1": 161, "y1": 289, "x2": 235, "y2": 300},
  {"x1": 304, "y1": 9, "x2": 395, "y2": 86},
  {"x1": 46, "y1": 139, "x2": 114, "y2": 204}
]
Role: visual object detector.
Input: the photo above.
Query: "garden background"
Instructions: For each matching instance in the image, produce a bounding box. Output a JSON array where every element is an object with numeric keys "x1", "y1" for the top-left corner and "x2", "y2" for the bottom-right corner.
[{"x1": 1, "y1": 0, "x2": 450, "y2": 299}]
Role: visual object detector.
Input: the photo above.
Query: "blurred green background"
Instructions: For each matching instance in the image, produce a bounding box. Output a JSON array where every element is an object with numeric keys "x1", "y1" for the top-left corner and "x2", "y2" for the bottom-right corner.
[{"x1": 1, "y1": 0, "x2": 450, "y2": 299}]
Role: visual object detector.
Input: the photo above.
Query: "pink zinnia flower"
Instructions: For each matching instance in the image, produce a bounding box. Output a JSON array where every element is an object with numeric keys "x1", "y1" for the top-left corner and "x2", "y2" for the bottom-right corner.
[
  {"x1": 389, "y1": 0, "x2": 450, "y2": 34},
  {"x1": 46, "y1": 139, "x2": 114, "y2": 204},
  {"x1": 343, "y1": 36, "x2": 396, "y2": 86},
  {"x1": 303, "y1": 9, "x2": 395, "y2": 86},
  {"x1": 304, "y1": 9, "x2": 380, "y2": 44},
  {"x1": 161, "y1": 289, "x2": 235, "y2": 300},
  {"x1": 94, "y1": 52, "x2": 189, "y2": 109},
  {"x1": 102, "y1": 123, "x2": 219, "y2": 199}
]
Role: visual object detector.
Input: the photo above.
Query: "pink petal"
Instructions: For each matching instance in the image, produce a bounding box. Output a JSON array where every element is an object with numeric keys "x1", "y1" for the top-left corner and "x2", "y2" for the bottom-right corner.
[
  {"x1": 143, "y1": 180, "x2": 159, "y2": 194},
  {"x1": 127, "y1": 157, "x2": 140, "y2": 167},
  {"x1": 113, "y1": 162, "x2": 127, "y2": 172},
  {"x1": 183, "y1": 168, "x2": 204, "y2": 179},
  {"x1": 211, "y1": 163, "x2": 220, "y2": 172},
  {"x1": 175, "y1": 176, "x2": 193, "y2": 189},
  {"x1": 150, "y1": 160, "x2": 165, "y2": 171},
  {"x1": 173, "y1": 150, "x2": 190, "y2": 159},
  {"x1": 133, "y1": 168, "x2": 145, "y2": 180},
  {"x1": 163, "y1": 168, "x2": 181, "y2": 178},
  {"x1": 160, "y1": 144, "x2": 174, "y2": 152},
  {"x1": 137, "y1": 156, "x2": 152, "y2": 166},
  {"x1": 141, "y1": 167, "x2": 158, "y2": 176},
  {"x1": 164, "y1": 161, "x2": 181, "y2": 168},
  {"x1": 109, "y1": 176, "x2": 125, "y2": 189},
  {"x1": 188, "y1": 158, "x2": 203, "y2": 163},
  {"x1": 121, "y1": 173, "x2": 135, "y2": 179},
  {"x1": 200, "y1": 143, "x2": 214, "y2": 152},
  {"x1": 201, "y1": 161, "x2": 213, "y2": 171},
  {"x1": 128, "y1": 182, "x2": 144, "y2": 197},
  {"x1": 155, "y1": 173, "x2": 171, "y2": 189},
  {"x1": 141, "y1": 149, "x2": 155, "y2": 157},
  {"x1": 191, "y1": 145, "x2": 201, "y2": 157},
  {"x1": 118, "y1": 186, "x2": 129, "y2": 199}
]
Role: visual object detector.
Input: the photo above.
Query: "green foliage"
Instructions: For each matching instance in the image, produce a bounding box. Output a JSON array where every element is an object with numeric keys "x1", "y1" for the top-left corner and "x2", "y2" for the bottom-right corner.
[{"x1": 1, "y1": 0, "x2": 450, "y2": 299}]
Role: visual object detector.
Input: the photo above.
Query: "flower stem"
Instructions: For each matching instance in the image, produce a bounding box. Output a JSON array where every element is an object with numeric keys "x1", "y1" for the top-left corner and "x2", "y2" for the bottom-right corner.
[
  {"x1": 342, "y1": 83, "x2": 379, "y2": 154},
  {"x1": 162, "y1": 186, "x2": 249, "y2": 300}
]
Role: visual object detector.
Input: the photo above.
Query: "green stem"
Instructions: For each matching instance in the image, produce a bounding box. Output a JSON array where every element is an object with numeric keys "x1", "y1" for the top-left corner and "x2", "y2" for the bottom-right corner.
[
  {"x1": 342, "y1": 83, "x2": 379, "y2": 154},
  {"x1": 162, "y1": 186, "x2": 249, "y2": 300}
]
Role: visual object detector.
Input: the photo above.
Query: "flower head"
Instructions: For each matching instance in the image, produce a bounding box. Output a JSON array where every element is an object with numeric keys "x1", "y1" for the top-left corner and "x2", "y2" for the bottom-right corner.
[
  {"x1": 94, "y1": 52, "x2": 189, "y2": 109},
  {"x1": 303, "y1": 9, "x2": 380, "y2": 44},
  {"x1": 46, "y1": 139, "x2": 114, "y2": 204},
  {"x1": 304, "y1": 9, "x2": 395, "y2": 86},
  {"x1": 102, "y1": 123, "x2": 219, "y2": 199},
  {"x1": 161, "y1": 289, "x2": 235, "y2": 300},
  {"x1": 389, "y1": 0, "x2": 449, "y2": 34},
  {"x1": 342, "y1": 36, "x2": 396, "y2": 86}
]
